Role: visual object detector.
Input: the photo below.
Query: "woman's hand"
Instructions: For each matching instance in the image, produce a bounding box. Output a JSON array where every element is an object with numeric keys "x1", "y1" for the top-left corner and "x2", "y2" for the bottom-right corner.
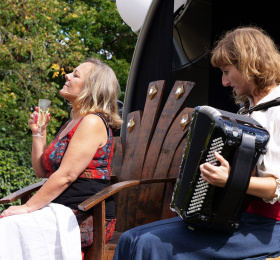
[
  {"x1": 28, "y1": 107, "x2": 51, "y2": 135},
  {"x1": 200, "y1": 152, "x2": 231, "y2": 187},
  {"x1": 0, "y1": 204, "x2": 30, "y2": 218}
]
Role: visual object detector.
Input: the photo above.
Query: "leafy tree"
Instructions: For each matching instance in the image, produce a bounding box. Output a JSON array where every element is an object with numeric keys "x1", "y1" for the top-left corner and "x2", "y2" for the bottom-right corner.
[{"x1": 0, "y1": 0, "x2": 136, "y2": 211}]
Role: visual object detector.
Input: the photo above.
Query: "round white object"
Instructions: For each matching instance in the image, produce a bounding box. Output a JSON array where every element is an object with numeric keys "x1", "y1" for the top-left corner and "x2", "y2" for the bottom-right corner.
[{"x1": 116, "y1": 0, "x2": 188, "y2": 32}]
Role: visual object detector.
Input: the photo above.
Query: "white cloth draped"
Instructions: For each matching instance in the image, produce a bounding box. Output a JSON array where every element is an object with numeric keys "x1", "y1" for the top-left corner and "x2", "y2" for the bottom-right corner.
[{"x1": 0, "y1": 203, "x2": 82, "y2": 260}]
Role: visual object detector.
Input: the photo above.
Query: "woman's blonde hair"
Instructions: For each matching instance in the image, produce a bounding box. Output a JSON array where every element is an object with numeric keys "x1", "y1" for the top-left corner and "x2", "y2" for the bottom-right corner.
[
  {"x1": 211, "y1": 26, "x2": 280, "y2": 104},
  {"x1": 72, "y1": 57, "x2": 123, "y2": 129}
]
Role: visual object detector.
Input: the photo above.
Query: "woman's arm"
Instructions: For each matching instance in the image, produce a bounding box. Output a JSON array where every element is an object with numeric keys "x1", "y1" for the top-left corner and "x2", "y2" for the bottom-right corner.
[
  {"x1": 29, "y1": 107, "x2": 50, "y2": 178},
  {"x1": 1, "y1": 114, "x2": 108, "y2": 217},
  {"x1": 200, "y1": 152, "x2": 277, "y2": 200},
  {"x1": 247, "y1": 176, "x2": 277, "y2": 200}
]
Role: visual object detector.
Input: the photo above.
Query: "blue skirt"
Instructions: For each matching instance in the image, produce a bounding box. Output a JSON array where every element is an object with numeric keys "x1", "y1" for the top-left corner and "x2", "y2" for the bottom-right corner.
[{"x1": 113, "y1": 213, "x2": 280, "y2": 260}]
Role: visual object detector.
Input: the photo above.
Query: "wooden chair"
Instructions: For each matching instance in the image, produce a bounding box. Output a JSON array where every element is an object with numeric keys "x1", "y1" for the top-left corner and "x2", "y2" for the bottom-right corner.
[{"x1": 0, "y1": 80, "x2": 195, "y2": 260}]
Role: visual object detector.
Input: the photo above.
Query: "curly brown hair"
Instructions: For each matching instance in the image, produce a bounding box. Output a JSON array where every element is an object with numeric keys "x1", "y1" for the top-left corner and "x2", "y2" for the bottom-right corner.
[{"x1": 211, "y1": 26, "x2": 280, "y2": 104}]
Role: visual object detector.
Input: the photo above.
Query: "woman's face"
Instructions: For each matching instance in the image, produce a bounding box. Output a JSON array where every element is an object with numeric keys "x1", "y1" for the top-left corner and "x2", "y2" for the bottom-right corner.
[
  {"x1": 220, "y1": 65, "x2": 256, "y2": 97},
  {"x1": 60, "y1": 62, "x2": 93, "y2": 102}
]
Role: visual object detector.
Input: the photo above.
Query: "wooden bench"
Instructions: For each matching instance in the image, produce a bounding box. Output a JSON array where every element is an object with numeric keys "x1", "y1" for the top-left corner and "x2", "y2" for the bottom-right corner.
[{"x1": 0, "y1": 80, "x2": 195, "y2": 260}]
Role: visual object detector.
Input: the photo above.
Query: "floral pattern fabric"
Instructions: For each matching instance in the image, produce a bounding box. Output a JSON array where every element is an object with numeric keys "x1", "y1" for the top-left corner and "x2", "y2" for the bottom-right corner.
[
  {"x1": 73, "y1": 209, "x2": 116, "y2": 249},
  {"x1": 41, "y1": 113, "x2": 113, "y2": 180}
]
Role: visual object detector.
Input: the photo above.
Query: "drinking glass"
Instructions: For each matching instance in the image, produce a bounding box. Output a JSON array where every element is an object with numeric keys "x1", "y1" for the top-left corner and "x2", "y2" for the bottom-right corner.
[{"x1": 33, "y1": 99, "x2": 51, "y2": 137}]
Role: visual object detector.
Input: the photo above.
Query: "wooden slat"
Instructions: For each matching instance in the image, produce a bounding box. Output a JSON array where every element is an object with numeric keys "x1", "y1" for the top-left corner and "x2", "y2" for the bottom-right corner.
[
  {"x1": 160, "y1": 112, "x2": 193, "y2": 220},
  {"x1": 145, "y1": 108, "x2": 192, "y2": 223},
  {"x1": 116, "y1": 111, "x2": 142, "y2": 231},
  {"x1": 118, "y1": 111, "x2": 142, "y2": 182},
  {"x1": 161, "y1": 137, "x2": 187, "y2": 219},
  {"x1": 152, "y1": 108, "x2": 193, "y2": 179},
  {"x1": 125, "y1": 81, "x2": 165, "y2": 230},
  {"x1": 137, "y1": 108, "x2": 193, "y2": 225},
  {"x1": 85, "y1": 201, "x2": 106, "y2": 260},
  {"x1": 135, "y1": 82, "x2": 194, "y2": 226},
  {"x1": 140, "y1": 81, "x2": 195, "y2": 180},
  {"x1": 111, "y1": 136, "x2": 123, "y2": 181},
  {"x1": 167, "y1": 136, "x2": 188, "y2": 179},
  {"x1": 129, "y1": 80, "x2": 165, "y2": 180}
]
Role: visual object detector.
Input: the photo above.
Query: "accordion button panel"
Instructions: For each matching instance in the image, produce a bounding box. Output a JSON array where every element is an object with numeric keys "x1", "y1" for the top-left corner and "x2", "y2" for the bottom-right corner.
[{"x1": 186, "y1": 137, "x2": 225, "y2": 215}]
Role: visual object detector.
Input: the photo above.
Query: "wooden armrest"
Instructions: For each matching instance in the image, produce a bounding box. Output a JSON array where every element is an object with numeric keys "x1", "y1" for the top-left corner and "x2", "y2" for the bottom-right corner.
[
  {"x1": 78, "y1": 177, "x2": 176, "y2": 211},
  {"x1": 0, "y1": 176, "x2": 118, "y2": 205},
  {"x1": 0, "y1": 180, "x2": 46, "y2": 204}
]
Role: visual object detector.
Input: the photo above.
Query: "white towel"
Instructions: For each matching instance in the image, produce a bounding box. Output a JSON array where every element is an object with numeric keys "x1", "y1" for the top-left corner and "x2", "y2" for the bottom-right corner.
[{"x1": 0, "y1": 203, "x2": 82, "y2": 260}]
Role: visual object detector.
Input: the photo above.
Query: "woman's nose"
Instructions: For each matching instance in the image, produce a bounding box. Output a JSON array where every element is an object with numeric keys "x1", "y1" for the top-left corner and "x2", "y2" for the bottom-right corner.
[
  {"x1": 222, "y1": 75, "x2": 230, "y2": 87},
  {"x1": 65, "y1": 73, "x2": 71, "y2": 80}
]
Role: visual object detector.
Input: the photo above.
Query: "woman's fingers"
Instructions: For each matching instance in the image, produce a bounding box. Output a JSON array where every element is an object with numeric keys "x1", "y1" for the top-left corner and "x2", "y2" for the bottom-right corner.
[
  {"x1": 28, "y1": 106, "x2": 51, "y2": 128},
  {"x1": 29, "y1": 111, "x2": 38, "y2": 125},
  {"x1": 0, "y1": 205, "x2": 29, "y2": 218},
  {"x1": 200, "y1": 152, "x2": 230, "y2": 187},
  {"x1": 214, "y1": 152, "x2": 229, "y2": 168},
  {"x1": 45, "y1": 112, "x2": 51, "y2": 125}
]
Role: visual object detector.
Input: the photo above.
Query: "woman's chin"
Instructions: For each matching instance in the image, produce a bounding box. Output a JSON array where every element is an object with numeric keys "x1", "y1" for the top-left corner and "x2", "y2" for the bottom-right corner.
[
  {"x1": 60, "y1": 89, "x2": 68, "y2": 98},
  {"x1": 60, "y1": 90, "x2": 77, "y2": 102}
]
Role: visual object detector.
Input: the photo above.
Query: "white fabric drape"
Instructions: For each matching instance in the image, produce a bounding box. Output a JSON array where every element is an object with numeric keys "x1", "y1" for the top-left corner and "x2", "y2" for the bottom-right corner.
[{"x1": 0, "y1": 203, "x2": 81, "y2": 260}]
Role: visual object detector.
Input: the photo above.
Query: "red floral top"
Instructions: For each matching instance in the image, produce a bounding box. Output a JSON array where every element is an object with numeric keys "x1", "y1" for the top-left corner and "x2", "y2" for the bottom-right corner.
[{"x1": 41, "y1": 113, "x2": 113, "y2": 180}]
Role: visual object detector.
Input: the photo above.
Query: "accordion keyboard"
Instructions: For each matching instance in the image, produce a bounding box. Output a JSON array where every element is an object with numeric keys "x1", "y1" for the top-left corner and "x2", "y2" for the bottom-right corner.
[
  {"x1": 186, "y1": 137, "x2": 225, "y2": 215},
  {"x1": 171, "y1": 105, "x2": 270, "y2": 230}
]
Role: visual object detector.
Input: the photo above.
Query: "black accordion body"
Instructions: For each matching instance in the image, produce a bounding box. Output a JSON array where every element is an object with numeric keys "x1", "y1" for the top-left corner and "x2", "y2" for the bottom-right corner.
[{"x1": 170, "y1": 106, "x2": 270, "y2": 231}]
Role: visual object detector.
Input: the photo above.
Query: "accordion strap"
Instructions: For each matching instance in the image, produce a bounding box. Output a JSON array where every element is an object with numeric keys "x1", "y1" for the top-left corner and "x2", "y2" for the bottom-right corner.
[
  {"x1": 213, "y1": 131, "x2": 256, "y2": 229},
  {"x1": 238, "y1": 97, "x2": 280, "y2": 115}
]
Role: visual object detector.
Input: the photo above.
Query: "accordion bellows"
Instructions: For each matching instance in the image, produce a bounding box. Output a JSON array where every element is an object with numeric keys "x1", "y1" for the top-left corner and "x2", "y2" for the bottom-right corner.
[{"x1": 170, "y1": 106, "x2": 270, "y2": 231}]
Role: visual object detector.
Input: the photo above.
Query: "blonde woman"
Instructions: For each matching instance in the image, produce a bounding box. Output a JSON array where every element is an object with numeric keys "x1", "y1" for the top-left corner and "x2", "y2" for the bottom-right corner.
[
  {"x1": 113, "y1": 27, "x2": 280, "y2": 260},
  {"x1": 0, "y1": 58, "x2": 122, "y2": 258}
]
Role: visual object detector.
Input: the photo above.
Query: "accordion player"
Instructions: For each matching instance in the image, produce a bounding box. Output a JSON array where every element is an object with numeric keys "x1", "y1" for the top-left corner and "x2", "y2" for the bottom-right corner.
[{"x1": 170, "y1": 105, "x2": 270, "y2": 231}]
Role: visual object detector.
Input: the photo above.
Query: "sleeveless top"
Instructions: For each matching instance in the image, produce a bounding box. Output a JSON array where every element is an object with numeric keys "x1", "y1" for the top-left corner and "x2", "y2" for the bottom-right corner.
[
  {"x1": 41, "y1": 113, "x2": 113, "y2": 180},
  {"x1": 41, "y1": 113, "x2": 116, "y2": 218}
]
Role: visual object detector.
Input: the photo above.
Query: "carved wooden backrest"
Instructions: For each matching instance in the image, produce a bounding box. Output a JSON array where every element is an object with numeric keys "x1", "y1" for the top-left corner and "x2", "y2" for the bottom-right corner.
[{"x1": 111, "y1": 80, "x2": 195, "y2": 232}]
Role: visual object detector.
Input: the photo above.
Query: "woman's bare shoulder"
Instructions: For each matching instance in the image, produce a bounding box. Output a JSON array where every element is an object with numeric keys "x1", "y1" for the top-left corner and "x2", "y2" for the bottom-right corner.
[{"x1": 76, "y1": 114, "x2": 106, "y2": 134}]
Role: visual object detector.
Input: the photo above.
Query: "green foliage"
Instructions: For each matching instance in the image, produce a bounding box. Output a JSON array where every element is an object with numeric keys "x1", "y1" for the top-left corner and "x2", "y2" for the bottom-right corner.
[
  {"x1": 0, "y1": 111, "x2": 39, "y2": 212},
  {"x1": 0, "y1": 149, "x2": 38, "y2": 212},
  {"x1": 0, "y1": 0, "x2": 137, "y2": 212}
]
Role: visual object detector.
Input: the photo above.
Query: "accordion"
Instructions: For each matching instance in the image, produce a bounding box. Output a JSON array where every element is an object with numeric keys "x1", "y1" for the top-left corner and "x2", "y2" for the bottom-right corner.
[{"x1": 170, "y1": 106, "x2": 270, "y2": 231}]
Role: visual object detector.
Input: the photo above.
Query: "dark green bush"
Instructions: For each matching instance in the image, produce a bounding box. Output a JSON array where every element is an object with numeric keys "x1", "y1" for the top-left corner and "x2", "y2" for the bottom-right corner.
[
  {"x1": 0, "y1": 151, "x2": 39, "y2": 212},
  {"x1": 0, "y1": 126, "x2": 40, "y2": 212}
]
